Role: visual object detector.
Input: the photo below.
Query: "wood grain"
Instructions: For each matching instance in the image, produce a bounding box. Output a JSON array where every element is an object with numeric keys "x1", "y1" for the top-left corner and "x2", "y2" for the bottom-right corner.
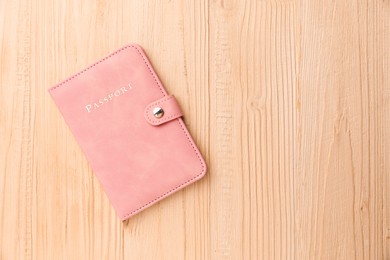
[{"x1": 0, "y1": 0, "x2": 388, "y2": 259}]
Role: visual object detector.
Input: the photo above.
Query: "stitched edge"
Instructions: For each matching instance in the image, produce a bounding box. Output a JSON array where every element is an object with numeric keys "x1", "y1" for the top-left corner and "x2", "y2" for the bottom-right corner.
[
  {"x1": 48, "y1": 45, "x2": 166, "y2": 96},
  {"x1": 121, "y1": 118, "x2": 206, "y2": 220},
  {"x1": 49, "y1": 44, "x2": 206, "y2": 220},
  {"x1": 144, "y1": 95, "x2": 183, "y2": 125}
]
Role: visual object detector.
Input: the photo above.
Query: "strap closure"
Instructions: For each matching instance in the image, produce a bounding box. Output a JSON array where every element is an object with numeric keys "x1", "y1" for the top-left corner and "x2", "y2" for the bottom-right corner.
[{"x1": 144, "y1": 95, "x2": 183, "y2": 126}]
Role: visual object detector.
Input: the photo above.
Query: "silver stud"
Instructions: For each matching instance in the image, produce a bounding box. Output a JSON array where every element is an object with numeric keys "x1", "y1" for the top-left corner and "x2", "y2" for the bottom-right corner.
[{"x1": 152, "y1": 107, "x2": 164, "y2": 118}]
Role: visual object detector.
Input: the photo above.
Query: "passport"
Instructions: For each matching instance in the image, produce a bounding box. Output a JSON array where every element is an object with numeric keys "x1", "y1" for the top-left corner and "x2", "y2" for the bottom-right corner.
[{"x1": 48, "y1": 44, "x2": 207, "y2": 220}]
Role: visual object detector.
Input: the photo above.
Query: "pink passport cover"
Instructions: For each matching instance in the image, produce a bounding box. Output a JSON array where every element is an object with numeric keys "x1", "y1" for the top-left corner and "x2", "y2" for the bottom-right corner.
[{"x1": 48, "y1": 44, "x2": 207, "y2": 220}]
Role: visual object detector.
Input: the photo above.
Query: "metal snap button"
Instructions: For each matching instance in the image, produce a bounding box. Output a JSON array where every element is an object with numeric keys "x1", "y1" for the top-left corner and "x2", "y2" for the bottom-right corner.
[{"x1": 152, "y1": 107, "x2": 164, "y2": 118}]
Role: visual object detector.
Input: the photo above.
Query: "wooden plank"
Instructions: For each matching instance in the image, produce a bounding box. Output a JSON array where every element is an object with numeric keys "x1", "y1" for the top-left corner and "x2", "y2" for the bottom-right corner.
[
  {"x1": 30, "y1": 0, "x2": 125, "y2": 258},
  {"x1": 0, "y1": 0, "x2": 33, "y2": 259},
  {"x1": 296, "y1": 0, "x2": 384, "y2": 258},
  {"x1": 120, "y1": 1, "x2": 210, "y2": 259},
  {"x1": 208, "y1": 1, "x2": 297, "y2": 259},
  {"x1": 383, "y1": 0, "x2": 390, "y2": 258}
]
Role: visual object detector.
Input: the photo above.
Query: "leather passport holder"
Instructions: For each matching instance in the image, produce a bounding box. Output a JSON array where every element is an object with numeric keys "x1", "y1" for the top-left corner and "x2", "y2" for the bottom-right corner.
[{"x1": 48, "y1": 44, "x2": 207, "y2": 220}]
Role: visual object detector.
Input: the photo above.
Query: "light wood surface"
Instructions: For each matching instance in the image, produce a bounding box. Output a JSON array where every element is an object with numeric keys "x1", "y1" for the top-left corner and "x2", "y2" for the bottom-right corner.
[{"x1": 0, "y1": 0, "x2": 388, "y2": 259}]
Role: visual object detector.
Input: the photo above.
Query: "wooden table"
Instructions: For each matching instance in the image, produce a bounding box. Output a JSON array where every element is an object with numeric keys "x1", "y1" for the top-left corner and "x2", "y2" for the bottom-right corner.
[{"x1": 0, "y1": 0, "x2": 388, "y2": 259}]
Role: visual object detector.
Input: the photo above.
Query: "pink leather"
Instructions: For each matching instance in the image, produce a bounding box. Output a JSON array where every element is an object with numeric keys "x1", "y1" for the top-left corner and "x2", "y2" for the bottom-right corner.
[
  {"x1": 144, "y1": 95, "x2": 183, "y2": 126},
  {"x1": 48, "y1": 44, "x2": 207, "y2": 220}
]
